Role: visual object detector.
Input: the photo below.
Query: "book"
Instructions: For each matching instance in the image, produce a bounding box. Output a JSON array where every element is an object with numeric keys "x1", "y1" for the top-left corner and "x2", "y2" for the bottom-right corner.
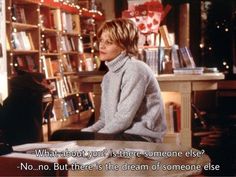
[
  {"x1": 42, "y1": 36, "x2": 58, "y2": 53},
  {"x1": 52, "y1": 98, "x2": 63, "y2": 119},
  {"x1": 14, "y1": 56, "x2": 26, "y2": 68},
  {"x1": 61, "y1": 12, "x2": 68, "y2": 32},
  {"x1": 25, "y1": 56, "x2": 37, "y2": 72},
  {"x1": 50, "y1": 59, "x2": 61, "y2": 75},
  {"x1": 79, "y1": 93, "x2": 94, "y2": 112},
  {"x1": 173, "y1": 67, "x2": 204, "y2": 75},
  {"x1": 21, "y1": 32, "x2": 31, "y2": 50},
  {"x1": 61, "y1": 55, "x2": 73, "y2": 72},
  {"x1": 27, "y1": 33, "x2": 35, "y2": 50},
  {"x1": 179, "y1": 47, "x2": 196, "y2": 68},
  {"x1": 72, "y1": 14, "x2": 81, "y2": 34},
  {"x1": 50, "y1": 9, "x2": 62, "y2": 31},
  {"x1": 11, "y1": 32, "x2": 22, "y2": 50},
  {"x1": 159, "y1": 25, "x2": 173, "y2": 48},
  {"x1": 11, "y1": 5, "x2": 26, "y2": 23},
  {"x1": 69, "y1": 37, "x2": 76, "y2": 51},
  {"x1": 56, "y1": 78, "x2": 64, "y2": 98},
  {"x1": 142, "y1": 48, "x2": 158, "y2": 75},
  {"x1": 42, "y1": 56, "x2": 54, "y2": 78},
  {"x1": 171, "y1": 45, "x2": 181, "y2": 69},
  {"x1": 19, "y1": 7, "x2": 27, "y2": 23},
  {"x1": 40, "y1": 8, "x2": 54, "y2": 29},
  {"x1": 166, "y1": 102, "x2": 181, "y2": 133}
]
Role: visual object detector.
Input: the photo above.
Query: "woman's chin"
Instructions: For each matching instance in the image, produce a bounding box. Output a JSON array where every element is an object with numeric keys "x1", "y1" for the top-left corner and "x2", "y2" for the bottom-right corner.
[{"x1": 99, "y1": 57, "x2": 109, "y2": 61}]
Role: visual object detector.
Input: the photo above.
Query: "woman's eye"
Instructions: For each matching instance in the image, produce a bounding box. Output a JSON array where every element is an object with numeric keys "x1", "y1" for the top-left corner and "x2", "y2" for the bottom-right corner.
[
  {"x1": 99, "y1": 39, "x2": 113, "y2": 46},
  {"x1": 106, "y1": 41, "x2": 113, "y2": 45}
]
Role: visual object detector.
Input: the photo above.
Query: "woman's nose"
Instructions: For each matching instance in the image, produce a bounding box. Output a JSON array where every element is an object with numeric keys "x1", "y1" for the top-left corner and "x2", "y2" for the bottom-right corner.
[{"x1": 99, "y1": 43, "x2": 105, "y2": 49}]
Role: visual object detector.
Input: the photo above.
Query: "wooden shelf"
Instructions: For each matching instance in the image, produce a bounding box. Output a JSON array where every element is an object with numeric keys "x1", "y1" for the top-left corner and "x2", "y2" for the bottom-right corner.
[
  {"x1": 11, "y1": 49, "x2": 39, "y2": 54},
  {"x1": 13, "y1": 0, "x2": 39, "y2": 5},
  {"x1": 41, "y1": 28, "x2": 60, "y2": 35},
  {"x1": 63, "y1": 71, "x2": 77, "y2": 75},
  {"x1": 62, "y1": 32, "x2": 80, "y2": 37},
  {"x1": 41, "y1": 52, "x2": 60, "y2": 56},
  {"x1": 61, "y1": 51, "x2": 78, "y2": 55},
  {"x1": 12, "y1": 22, "x2": 38, "y2": 30},
  {"x1": 45, "y1": 76, "x2": 60, "y2": 80}
]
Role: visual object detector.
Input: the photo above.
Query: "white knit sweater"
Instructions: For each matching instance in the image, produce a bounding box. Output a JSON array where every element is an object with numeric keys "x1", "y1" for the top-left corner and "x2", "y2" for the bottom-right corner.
[{"x1": 82, "y1": 52, "x2": 167, "y2": 142}]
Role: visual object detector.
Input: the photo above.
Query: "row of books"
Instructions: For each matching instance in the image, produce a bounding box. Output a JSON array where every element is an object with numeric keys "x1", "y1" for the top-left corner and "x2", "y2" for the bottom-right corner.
[
  {"x1": 40, "y1": 8, "x2": 62, "y2": 30},
  {"x1": 61, "y1": 36, "x2": 78, "y2": 52},
  {"x1": 141, "y1": 47, "x2": 171, "y2": 74},
  {"x1": 41, "y1": 35, "x2": 86, "y2": 54},
  {"x1": 52, "y1": 75, "x2": 79, "y2": 99},
  {"x1": 40, "y1": 8, "x2": 81, "y2": 33},
  {"x1": 11, "y1": 4, "x2": 27, "y2": 23},
  {"x1": 171, "y1": 45, "x2": 196, "y2": 69},
  {"x1": 51, "y1": 96, "x2": 79, "y2": 120},
  {"x1": 63, "y1": 97, "x2": 79, "y2": 118},
  {"x1": 141, "y1": 45, "x2": 203, "y2": 75},
  {"x1": 12, "y1": 4, "x2": 83, "y2": 34},
  {"x1": 11, "y1": 32, "x2": 35, "y2": 50},
  {"x1": 42, "y1": 56, "x2": 61, "y2": 78},
  {"x1": 78, "y1": 92, "x2": 94, "y2": 112},
  {"x1": 61, "y1": 12, "x2": 81, "y2": 34},
  {"x1": 42, "y1": 55, "x2": 77, "y2": 78},
  {"x1": 13, "y1": 55, "x2": 38, "y2": 72},
  {"x1": 41, "y1": 35, "x2": 58, "y2": 53},
  {"x1": 171, "y1": 45, "x2": 206, "y2": 75},
  {"x1": 50, "y1": 92, "x2": 94, "y2": 121}
]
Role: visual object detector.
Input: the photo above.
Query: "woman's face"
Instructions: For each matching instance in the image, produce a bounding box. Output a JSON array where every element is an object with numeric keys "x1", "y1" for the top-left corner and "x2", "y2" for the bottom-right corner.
[{"x1": 99, "y1": 31, "x2": 124, "y2": 61}]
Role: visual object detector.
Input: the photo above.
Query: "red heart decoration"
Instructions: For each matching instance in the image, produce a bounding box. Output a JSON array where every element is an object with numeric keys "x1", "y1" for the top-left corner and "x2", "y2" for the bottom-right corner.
[
  {"x1": 138, "y1": 23, "x2": 146, "y2": 31},
  {"x1": 148, "y1": 12, "x2": 154, "y2": 17},
  {"x1": 147, "y1": 23, "x2": 152, "y2": 29},
  {"x1": 153, "y1": 19, "x2": 159, "y2": 25}
]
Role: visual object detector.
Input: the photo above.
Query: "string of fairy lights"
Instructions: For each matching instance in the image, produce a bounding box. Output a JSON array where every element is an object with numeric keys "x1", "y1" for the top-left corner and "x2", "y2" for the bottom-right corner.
[
  {"x1": 199, "y1": 1, "x2": 235, "y2": 73},
  {"x1": 7, "y1": 0, "x2": 98, "y2": 122}
]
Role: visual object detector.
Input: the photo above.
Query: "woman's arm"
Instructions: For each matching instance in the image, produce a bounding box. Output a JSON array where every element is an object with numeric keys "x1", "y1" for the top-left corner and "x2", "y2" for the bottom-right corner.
[{"x1": 81, "y1": 83, "x2": 106, "y2": 132}]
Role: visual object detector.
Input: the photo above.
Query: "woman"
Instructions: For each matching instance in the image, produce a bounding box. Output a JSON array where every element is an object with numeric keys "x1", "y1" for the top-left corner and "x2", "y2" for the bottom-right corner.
[{"x1": 82, "y1": 18, "x2": 166, "y2": 142}]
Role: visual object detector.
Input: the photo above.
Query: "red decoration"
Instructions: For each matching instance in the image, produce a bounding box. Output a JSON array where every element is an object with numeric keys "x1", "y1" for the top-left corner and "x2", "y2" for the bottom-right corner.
[{"x1": 122, "y1": 0, "x2": 163, "y2": 34}]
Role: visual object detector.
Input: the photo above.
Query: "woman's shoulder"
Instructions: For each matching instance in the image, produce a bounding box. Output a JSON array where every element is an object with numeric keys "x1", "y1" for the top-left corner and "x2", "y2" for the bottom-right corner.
[{"x1": 126, "y1": 57, "x2": 152, "y2": 73}]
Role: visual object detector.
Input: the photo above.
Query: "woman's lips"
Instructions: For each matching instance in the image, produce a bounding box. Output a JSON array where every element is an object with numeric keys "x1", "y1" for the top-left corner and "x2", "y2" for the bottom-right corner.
[{"x1": 99, "y1": 51, "x2": 106, "y2": 55}]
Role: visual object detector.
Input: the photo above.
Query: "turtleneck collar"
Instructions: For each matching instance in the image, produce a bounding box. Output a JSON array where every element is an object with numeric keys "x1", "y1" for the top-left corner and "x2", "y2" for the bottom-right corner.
[{"x1": 105, "y1": 51, "x2": 130, "y2": 72}]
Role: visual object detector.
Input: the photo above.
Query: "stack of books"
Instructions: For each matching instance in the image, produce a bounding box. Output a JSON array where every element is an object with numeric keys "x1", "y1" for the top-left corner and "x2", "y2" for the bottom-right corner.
[{"x1": 173, "y1": 67, "x2": 204, "y2": 75}]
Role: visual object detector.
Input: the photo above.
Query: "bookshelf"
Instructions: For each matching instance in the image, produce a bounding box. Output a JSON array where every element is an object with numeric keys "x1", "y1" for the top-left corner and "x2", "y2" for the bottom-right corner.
[{"x1": 5, "y1": 0, "x2": 104, "y2": 139}]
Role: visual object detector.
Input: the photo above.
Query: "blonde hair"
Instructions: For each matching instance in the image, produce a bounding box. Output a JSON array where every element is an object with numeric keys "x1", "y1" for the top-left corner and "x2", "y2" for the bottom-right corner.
[{"x1": 97, "y1": 18, "x2": 139, "y2": 56}]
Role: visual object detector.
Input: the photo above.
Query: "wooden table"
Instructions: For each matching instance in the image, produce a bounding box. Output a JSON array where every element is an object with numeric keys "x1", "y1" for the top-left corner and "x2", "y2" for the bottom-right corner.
[
  {"x1": 69, "y1": 140, "x2": 211, "y2": 177},
  {"x1": 79, "y1": 73, "x2": 225, "y2": 147}
]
